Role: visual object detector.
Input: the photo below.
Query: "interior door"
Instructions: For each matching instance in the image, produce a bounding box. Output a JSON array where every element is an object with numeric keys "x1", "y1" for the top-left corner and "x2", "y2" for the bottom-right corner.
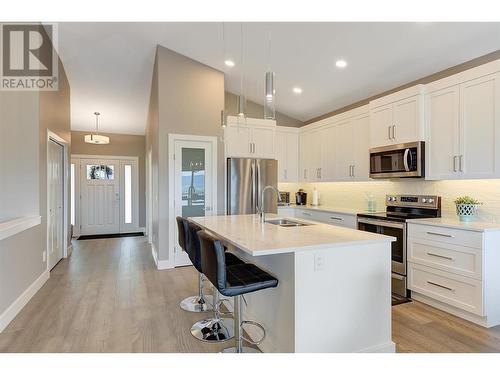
[
  {"x1": 80, "y1": 159, "x2": 120, "y2": 235},
  {"x1": 174, "y1": 140, "x2": 214, "y2": 266},
  {"x1": 48, "y1": 140, "x2": 64, "y2": 270}
]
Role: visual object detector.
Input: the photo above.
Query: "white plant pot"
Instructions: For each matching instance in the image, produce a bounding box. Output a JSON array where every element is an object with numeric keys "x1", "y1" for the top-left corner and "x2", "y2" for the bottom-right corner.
[{"x1": 456, "y1": 204, "x2": 478, "y2": 222}]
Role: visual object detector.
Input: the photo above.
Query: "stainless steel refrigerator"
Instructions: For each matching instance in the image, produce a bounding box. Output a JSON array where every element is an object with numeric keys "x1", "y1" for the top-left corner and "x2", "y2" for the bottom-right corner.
[{"x1": 227, "y1": 158, "x2": 278, "y2": 215}]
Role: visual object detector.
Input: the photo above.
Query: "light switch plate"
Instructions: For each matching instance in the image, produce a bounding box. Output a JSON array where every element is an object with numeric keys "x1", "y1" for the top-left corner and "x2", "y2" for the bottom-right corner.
[{"x1": 314, "y1": 253, "x2": 325, "y2": 271}]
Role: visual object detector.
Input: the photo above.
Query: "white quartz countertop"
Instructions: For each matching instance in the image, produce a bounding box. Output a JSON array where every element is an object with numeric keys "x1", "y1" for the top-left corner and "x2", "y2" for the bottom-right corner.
[
  {"x1": 189, "y1": 214, "x2": 395, "y2": 256},
  {"x1": 407, "y1": 217, "x2": 500, "y2": 232}
]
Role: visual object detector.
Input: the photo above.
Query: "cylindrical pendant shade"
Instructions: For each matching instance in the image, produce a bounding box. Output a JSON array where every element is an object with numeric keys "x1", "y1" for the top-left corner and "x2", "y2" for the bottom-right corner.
[
  {"x1": 264, "y1": 71, "x2": 276, "y2": 120},
  {"x1": 237, "y1": 94, "x2": 246, "y2": 117},
  {"x1": 265, "y1": 71, "x2": 275, "y2": 99}
]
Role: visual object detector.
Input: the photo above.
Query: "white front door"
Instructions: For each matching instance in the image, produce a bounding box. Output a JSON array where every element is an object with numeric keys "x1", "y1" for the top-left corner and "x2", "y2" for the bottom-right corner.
[
  {"x1": 173, "y1": 140, "x2": 215, "y2": 266},
  {"x1": 80, "y1": 159, "x2": 120, "y2": 235},
  {"x1": 48, "y1": 140, "x2": 64, "y2": 270}
]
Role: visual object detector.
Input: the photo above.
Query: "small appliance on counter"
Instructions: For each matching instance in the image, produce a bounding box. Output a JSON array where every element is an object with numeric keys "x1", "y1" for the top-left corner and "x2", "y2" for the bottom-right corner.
[
  {"x1": 295, "y1": 189, "x2": 307, "y2": 206},
  {"x1": 278, "y1": 191, "x2": 291, "y2": 206}
]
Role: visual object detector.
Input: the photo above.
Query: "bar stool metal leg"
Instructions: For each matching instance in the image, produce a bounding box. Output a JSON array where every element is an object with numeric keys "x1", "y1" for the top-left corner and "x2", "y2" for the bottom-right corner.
[
  {"x1": 222, "y1": 295, "x2": 261, "y2": 353},
  {"x1": 190, "y1": 288, "x2": 234, "y2": 343},
  {"x1": 180, "y1": 273, "x2": 213, "y2": 312}
]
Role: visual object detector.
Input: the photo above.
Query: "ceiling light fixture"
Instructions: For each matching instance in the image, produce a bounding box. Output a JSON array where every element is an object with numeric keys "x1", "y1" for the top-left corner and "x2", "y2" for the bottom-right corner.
[
  {"x1": 335, "y1": 60, "x2": 347, "y2": 68},
  {"x1": 84, "y1": 112, "x2": 110, "y2": 144},
  {"x1": 224, "y1": 60, "x2": 235, "y2": 67},
  {"x1": 293, "y1": 87, "x2": 303, "y2": 94}
]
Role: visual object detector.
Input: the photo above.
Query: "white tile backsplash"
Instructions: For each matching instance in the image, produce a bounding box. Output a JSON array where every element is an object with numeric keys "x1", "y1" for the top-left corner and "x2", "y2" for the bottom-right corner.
[{"x1": 278, "y1": 179, "x2": 500, "y2": 223}]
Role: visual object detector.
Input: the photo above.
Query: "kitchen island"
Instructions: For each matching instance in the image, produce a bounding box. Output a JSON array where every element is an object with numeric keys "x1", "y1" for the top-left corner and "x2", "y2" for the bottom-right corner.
[{"x1": 189, "y1": 214, "x2": 396, "y2": 353}]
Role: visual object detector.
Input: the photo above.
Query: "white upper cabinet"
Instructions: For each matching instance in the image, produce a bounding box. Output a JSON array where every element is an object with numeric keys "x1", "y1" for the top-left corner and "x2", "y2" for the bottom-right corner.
[
  {"x1": 369, "y1": 85, "x2": 426, "y2": 148},
  {"x1": 300, "y1": 105, "x2": 369, "y2": 182},
  {"x1": 225, "y1": 116, "x2": 276, "y2": 159},
  {"x1": 425, "y1": 85, "x2": 460, "y2": 180},
  {"x1": 276, "y1": 127, "x2": 299, "y2": 182},
  {"x1": 460, "y1": 73, "x2": 500, "y2": 179},
  {"x1": 426, "y1": 64, "x2": 500, "y2": 180}
]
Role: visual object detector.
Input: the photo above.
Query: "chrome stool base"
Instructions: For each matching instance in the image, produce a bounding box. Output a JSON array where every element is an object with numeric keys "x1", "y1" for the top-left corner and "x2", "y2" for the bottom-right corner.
[
  {"x1": 191, "y1": 317, "x2": 234, "y2": 343},
  {"x1": 179, "y1": 294, "x2": 213, "y2": 313},
  {"x1": 221, "y1": 346, "x2": 261, "y2": 353}
]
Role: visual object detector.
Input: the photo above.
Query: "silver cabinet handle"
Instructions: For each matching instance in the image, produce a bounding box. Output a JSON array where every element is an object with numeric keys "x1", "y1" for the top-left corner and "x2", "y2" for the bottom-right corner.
[
  {"x1": 459, "y1": 155, "x2": 463, "y2": 172},
  {"x1": 403, "y1": 148, "x2": 410, "y2": 172},
  {"x1": 330, "y1": 216, "x2": 344, "y2": 221},
  {"x1": 319, "y1": 168, "x2": 322, "y2": 179},
  {"x1": 303, "y1": 169, "x2": 307, "y2": 179},
  {"x1": 284, "y1": 169, "x2": 287, "y2": 180},
  {"x1": 352, "y1": 165, "x2": 355, "y2": 177},
  {"x1": 392, "y1": 125, "x2": 396, "y2": 140},
  {"x1": 249, "y1": 142, "x2": 252, "y2": 153},
  {"x1": 348, "y1": 165, "x2": 352, "y2": 177},
  {"x1": 302, "y1": 212, "x2": 312, "y2": 217},
  {"x1": 453, "y1": 155, "x2": 458, "y2": 172},
  {"x1": 426, "y1": 231, "x2": 454, "y2": 238},
  {"x1": 426, "y1": 252, "x2": 455, "y2": 261},
  {"x1": 388, "y1": 126, "x2": 392, "y2": 140},
  {"x1": 427, "y1": 280, "x2": 454, "y2": 292}
]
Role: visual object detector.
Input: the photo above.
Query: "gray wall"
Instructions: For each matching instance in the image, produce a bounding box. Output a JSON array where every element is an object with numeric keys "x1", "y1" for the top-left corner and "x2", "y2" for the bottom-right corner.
[
  {"x1": 225, "y1": 91, "x2": 303, "y2": 127},
  {"x1": 71, "y1": 131, "x2": 146, "y2": 227},
  {"x1": 0, "y1": 34, "x2": 71, "y2": 317},
  {"x1": 146, "y1": 45, "x2": 225, "y2": 262}
]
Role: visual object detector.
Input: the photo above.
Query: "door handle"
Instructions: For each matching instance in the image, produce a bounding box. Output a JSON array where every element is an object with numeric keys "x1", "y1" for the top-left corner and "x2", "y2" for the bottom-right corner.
[
  {"x1": 426, "y1": 252, "x2": 455, "y2": 261},
  {"x1": 249, "y1": 142, "x2": 252, "y2": 154},
  {"x1": 302, "y1": 211, "x2": 312, "y2": 217},
  {"x1": 392, "y1": 125, "x2": 396, "y2": 140},
  {"x1": 426, "y1": 231, "x2": 454, "y2": 238},
  {"x1": 348, "y1": 165, "x2": 352, "y2": 177},
  {"x1": 284, "y1": 169, "x2": 287, "y2": 180},
  {"x1": 388, "y1": 126, "x2": 392, "y2": 140},
  {"x1": 329, "y1": 216, "x2": 344, "y2": 221},
  {"x1": 453, "y1": 155, "x2": 458, "y2": 172},
  {"x1": 352, "y1": 165, "x2": 355, "y2": 177},
  {"x1": 403, "y1": 149, "x2": 410, "y2": 172},
  {"x1": 427, "y1": 280, "x2": 454, "y2": 292},
  {"x1": 459, "y1": 155, "x2": 463, "y2": 172}
]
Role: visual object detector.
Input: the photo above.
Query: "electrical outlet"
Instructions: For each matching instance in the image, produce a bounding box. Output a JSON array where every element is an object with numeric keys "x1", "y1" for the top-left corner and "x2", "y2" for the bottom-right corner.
[
  {"x1": 314, "y1": 254, "x2": 325, "y2": 271},
  {"x1": 42, "y1": 250, "x2": 47, "y2": 262}
]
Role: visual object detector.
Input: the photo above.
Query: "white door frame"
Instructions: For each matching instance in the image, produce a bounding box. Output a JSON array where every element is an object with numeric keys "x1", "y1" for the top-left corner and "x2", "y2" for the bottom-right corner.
[
  {"x1": 71, "y1": 154, "x2": 140, "y2": 235},
  {"x1": 168, "y1": 134, "x2": 218, "y2": 269},
  {"x1": 46, "y1": 130, "x2": 69, "y2": 271}
]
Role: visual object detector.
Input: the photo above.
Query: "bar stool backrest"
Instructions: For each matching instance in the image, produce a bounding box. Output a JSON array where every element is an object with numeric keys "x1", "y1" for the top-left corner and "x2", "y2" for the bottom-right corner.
[
  {"x1": 187, "y1": 222, "x2": 203, "y2": 272},
  {"x1": 198, "y1": 230, "x2": 227, "y2": 293},
  {"x1": 176, "y1": 216, "x2": 190, "y2": 251}
]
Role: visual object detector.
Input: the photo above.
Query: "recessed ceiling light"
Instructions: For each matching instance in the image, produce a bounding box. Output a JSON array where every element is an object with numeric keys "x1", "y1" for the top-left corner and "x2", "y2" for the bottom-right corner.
[
  {"x1": 336, "y1": 60, "x2": 347, "y2": 68},
  {"x1": 293, "y1": 87, "x2": 302, "y2": 94},
  {"x1": 224, "y1": 60, "x2": 235, "y2": 67}
]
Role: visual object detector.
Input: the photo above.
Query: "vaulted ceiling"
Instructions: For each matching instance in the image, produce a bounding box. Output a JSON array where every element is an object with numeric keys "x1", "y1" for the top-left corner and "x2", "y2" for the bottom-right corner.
[{"x1": 58, "y1": 22, "x2": 500, "y2": 134}]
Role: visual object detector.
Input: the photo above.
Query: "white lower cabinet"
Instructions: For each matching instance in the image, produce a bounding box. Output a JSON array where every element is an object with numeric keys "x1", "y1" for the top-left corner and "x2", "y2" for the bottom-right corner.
[
  {"x1": 408, "y1": 223, "x2": 500, "y2": 327},
  {"x1": 278, "y1": 207, "x2": 356, "y2": 229}
]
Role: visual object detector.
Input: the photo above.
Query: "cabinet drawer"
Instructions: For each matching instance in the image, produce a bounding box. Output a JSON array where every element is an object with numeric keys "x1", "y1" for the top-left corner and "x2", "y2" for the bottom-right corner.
[
  {"x1": 409, "y1": 263, "x2": 483, "y2": 315},
  {"x1": 409, "y1": 223, "x2": 483, "y2": 249},
  {"x1": 408, "y1": 239, "x2": 482, "y2": 280},
  {"x1": 296, "y1": 209, "x2": 356, "y2": 229}
]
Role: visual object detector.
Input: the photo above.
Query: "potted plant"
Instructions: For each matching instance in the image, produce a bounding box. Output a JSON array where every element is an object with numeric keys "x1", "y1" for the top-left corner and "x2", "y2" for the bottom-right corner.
[{"x1": 454, "y1": 196, "x2": 482, "y2": 222}]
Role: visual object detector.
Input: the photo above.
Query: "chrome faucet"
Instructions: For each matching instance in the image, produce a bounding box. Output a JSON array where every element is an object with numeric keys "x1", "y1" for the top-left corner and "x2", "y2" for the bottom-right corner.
[{"x1": 259, "y1": 185, "x2": 281, "y2": 223}]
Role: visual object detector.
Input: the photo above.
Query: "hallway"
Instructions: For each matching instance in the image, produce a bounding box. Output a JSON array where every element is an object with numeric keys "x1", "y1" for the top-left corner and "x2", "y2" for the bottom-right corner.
[{"x1": 0, "y1": 236, "x2": 226, "y2": 352}]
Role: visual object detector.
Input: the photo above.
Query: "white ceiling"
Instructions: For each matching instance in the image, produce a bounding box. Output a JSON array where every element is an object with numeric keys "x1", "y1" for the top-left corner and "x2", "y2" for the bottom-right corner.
[{"x1": 58, "y1": 22, "x2": 500, "y2": 135}]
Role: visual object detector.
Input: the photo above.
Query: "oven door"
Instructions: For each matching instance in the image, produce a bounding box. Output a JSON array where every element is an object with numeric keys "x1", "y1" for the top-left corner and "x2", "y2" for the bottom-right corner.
[
  {"x1": 357, "y1": 217, "x2": 407, "y2": 275},
  {"x1": 369, "y1": 141, "x2": 424, "y2": 178}
]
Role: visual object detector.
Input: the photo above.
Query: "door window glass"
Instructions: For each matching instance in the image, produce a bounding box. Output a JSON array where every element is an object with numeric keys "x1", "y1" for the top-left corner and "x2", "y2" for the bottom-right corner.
[
  {"x1": 86, "y1": 165, "x2": 114, "y2": 180},
  {"x1": 181, "y1": 148, "x2": 205, "y2": 217},
  {"x1": 124, "y1": 165, "x2": 132, "y2": 224},
  {"x1": 71, "y1": 163, "x2": 75, "y2": 226}
]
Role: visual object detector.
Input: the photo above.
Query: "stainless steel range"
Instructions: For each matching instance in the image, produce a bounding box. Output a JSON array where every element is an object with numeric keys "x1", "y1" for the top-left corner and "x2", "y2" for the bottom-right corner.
[{"x1": 357, "y1": 195, "x2": 441, "y2": 299}]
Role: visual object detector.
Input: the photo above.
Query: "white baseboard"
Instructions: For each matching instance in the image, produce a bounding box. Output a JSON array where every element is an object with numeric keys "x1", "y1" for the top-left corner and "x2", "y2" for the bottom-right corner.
[
  {"x1": 151, "y1": 243, "x2": 172, "y2": 270},
  {"x1": 0, "y1": 269, "x2": 49, "y2": 333}
]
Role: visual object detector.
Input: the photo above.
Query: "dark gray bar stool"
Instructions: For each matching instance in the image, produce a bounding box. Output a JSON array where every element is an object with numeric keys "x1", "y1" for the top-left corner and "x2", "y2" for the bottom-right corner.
[
  {"x1": 187, "y1": 221, "x2": 245, "y2": 343},
  {"x1": 198, "y1": 231, "x2": 279, "y2": 353},
  {"x1": 176, "y1": 216, "x2": 213, "y2": 313}
]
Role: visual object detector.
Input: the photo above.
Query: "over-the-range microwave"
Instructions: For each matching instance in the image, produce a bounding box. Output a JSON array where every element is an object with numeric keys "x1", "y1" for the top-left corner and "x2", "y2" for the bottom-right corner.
[{"x1": 369, "y1": 141, "x2": 425, "y2": 179}]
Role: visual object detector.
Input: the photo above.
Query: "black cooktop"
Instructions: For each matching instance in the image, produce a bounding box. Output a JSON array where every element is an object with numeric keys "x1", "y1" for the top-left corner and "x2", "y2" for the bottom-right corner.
[{"x1": 357, "y1": 211, "x2": 438, "y2": 223}]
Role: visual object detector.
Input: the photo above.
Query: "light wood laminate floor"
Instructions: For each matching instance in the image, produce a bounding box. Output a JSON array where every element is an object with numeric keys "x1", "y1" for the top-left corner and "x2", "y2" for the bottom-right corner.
[{"x1": 1, "y1": 236, "x2": 500, "y2": 353}]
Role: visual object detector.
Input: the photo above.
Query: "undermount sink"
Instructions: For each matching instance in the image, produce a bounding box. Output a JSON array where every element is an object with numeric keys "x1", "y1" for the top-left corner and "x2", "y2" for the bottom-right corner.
[{"x1": 265, "y1": 219, "x2": 313, "y2": 227}]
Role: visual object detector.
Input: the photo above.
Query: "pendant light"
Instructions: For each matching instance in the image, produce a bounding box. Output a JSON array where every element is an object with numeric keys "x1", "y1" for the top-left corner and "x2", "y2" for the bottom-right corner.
[
  {"x1": 264, "y1": 29, "x2": 276, "y2": 120},
  {"x1": 237, "y1": 23, "x2": 246, "y2": 118},
  {"x1": 84, "y1": 112, "x2": 110, "y2": 144}
]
